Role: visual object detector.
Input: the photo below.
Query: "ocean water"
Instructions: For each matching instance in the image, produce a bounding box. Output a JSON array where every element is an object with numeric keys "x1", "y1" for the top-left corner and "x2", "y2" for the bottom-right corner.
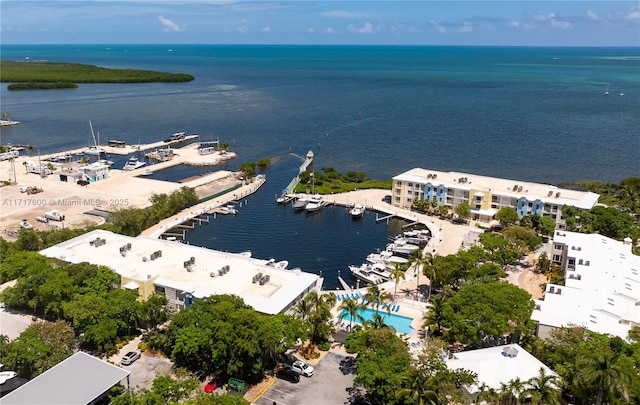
[{"x1": 1, "y1": 45, "x2": 638, "y2": 288}]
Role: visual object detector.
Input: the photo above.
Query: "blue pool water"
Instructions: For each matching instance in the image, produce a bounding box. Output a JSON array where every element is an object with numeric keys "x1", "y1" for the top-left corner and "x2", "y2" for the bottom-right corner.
[{"x1": 339, "y1": 307, "x2": 414, "y2": 335}]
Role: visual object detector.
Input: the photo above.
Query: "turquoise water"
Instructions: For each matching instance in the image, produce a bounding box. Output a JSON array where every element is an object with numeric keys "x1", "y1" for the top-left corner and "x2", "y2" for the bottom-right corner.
[
  {"x1": 339, "y1": 307, "x2": 415, "y2": 335},
  {"x1": 1, "y1": 45, "x2": 638, "y2": 289}
]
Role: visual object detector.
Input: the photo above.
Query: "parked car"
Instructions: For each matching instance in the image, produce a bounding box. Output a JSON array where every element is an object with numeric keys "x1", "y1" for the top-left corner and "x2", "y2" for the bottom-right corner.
[
  {"x1": 120, "y1": 351, "x2": 140, "y2": 365},
  {"x1": 285, "y1": 360, "x2": 314, "y2": 377},
  {"x1": 19, "y1": 219, "x2": 33, "y2": 230},
  {"x1": 276, "y1": 368, "x2": 300, "y2": 383},
  {"x1": 204, "y1": 376, "x2": 223, "y2": 393},
  {"x1": 77, "y1": 180, "x2": 89, "y2": 186}
]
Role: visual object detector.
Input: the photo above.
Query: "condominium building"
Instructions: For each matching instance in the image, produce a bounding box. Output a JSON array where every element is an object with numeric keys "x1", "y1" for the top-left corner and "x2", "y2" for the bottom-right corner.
[
  {"x1": 40, "y1": 230, "x2": 322, "y2": 315},
  {"x1": 531, "y1": 231, "x2": 640, "y2": 340},
  {"x1": 392, "y1": 168, "x2": 599, "y2": 226}
]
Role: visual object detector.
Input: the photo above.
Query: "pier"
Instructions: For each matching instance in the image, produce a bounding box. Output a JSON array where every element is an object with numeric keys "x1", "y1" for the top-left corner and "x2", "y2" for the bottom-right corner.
[{"x1": 144, "y1": 174, "x2": 267, "y2": 240}]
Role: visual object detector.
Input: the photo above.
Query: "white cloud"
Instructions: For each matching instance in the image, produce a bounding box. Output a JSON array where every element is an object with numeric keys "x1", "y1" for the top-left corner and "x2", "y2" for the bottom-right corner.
[
  {"x1": 459, "y1": 22, "x2": 473, "y2": 33},
  {"x1": 158, "y1": 15, "x2": 181, "y2": 32},
  {"x1": 508, "y1": 20, "x2": 520, "y2": 28},
  {"x1": 429, "y1": 20, "x2": 446, "y2": 34},
  {"x1": 326, "y1": 27, "x2": 335, "y2": 34},
  {"x1": 261, "y1": 26, "x2": 271, "y2": 32},
  {"x1": 390, "y1": 23, "x2": 418, "y2": 34},
  {"x1": 348, "y1": 21, "x2": 374, "y2": 34},
  {"x1": 307, "y1": 27, "x2": 315, "y2": 34},
  {"x1": 586, "y1": 9, "x2": 601, "y2": 21}
]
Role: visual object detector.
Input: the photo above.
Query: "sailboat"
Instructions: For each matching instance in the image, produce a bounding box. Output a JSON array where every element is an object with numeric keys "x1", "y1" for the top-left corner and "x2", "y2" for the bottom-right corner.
[{"x1": 84, "y1": 120, "x2": 106, "y2": 156}]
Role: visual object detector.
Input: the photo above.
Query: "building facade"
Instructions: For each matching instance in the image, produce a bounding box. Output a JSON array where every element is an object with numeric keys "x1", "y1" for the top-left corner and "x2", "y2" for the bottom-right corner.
[
  {"x1": 392, "y1": 168, "x2": 599, "y2": 226},
  {"x1": 531, "y1": 231, "x2": 639, "y2": 340}
]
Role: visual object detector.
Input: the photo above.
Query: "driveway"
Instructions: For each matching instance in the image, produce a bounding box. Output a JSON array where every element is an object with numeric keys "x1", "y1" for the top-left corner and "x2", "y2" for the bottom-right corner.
[
  {"x1": 253, "y1": 351, "x2": 356, "y2": 405},
  {"x1": 108, "y1": 335, "x2": 174, "y2": 391}
]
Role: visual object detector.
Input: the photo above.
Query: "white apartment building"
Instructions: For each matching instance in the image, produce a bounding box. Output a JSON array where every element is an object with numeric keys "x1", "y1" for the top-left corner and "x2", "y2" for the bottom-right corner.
[
  {"x1": 392, "y1": 168, "x2": 599, "y2": 226},
  {"x1": 41, "y1": 230, "x2": 322, "y2": 315},
  {"x1": 531, "y1": 231, "x2": 640, "y2": 340}
]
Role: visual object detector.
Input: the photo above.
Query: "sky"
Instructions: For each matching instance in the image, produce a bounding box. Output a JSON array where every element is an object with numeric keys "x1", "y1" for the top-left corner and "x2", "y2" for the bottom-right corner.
[{"x1": 1, "y1": 1, "x2": 639, "y2": 46}]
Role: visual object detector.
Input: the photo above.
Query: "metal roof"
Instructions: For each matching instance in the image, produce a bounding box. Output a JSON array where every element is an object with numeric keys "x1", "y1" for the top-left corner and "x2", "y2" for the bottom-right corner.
[{"x1": 1, "y1": 352, "x2": 129, "y2": 405}]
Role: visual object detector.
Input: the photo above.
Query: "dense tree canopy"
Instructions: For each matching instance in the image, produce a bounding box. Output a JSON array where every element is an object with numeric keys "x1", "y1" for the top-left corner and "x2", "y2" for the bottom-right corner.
[
  {"x1": 441, "y1": 282, "x2": 534, "y2": 347},
  {"x1": 161, "y1": 295, "x2": 305, "y2": 381},
  {"x1": 0, "y1": 321, "x2": 75, "y2": 379},
  {"x1": 345, "y1": 328, "x2": 413, "y2": 405}
]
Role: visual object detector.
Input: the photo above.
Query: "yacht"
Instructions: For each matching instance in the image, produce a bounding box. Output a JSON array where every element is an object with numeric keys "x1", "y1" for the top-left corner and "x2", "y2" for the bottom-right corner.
[
  {"x1": 348, "y1": 204, "x2": 365, "y2": 218},
  {"x1": 386, "y1": 239, "x2": 421, "y2": 256},
  {"x1": 349, "y1": 263, "x2": 389, "y2": 285},
  {"x1": 123, "y1": 156, "x2": 146, "y2": 171},
  {"x1": 292, "y1": 198, "x2": 309, "y2": 211},
  {"x1": 305, "y1": 195, "x2": 325, "y2": 213},
  {"x1": 366, "y1": 250, "x2": 409, "y2": 266}
]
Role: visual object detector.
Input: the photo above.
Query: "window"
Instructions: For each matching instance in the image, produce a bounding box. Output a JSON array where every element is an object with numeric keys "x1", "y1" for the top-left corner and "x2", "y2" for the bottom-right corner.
[
  {"x1": 554, "y1": 244, "x2": 563, "y2": 250},
  {"x1": 408, "y1": 182, "x2": 413, "y2": 187},
  {"x1": 553, "y1": 254, "x2": 562, "y2": 262},
  {"x1": 407, "y1": 190, "x2": 412, "y2": 195}
]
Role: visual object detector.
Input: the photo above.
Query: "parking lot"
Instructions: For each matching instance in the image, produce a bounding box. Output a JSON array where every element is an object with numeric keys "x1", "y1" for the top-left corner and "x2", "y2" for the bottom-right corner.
[{"x1": 253, "y1": 351, "x2": 356, "y2": 405}]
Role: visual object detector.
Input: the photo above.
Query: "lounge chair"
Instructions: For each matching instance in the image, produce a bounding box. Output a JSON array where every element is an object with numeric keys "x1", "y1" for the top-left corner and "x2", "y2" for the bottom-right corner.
[{"x1": 394, "y1": 305, "x2": 400, "y2": 312}]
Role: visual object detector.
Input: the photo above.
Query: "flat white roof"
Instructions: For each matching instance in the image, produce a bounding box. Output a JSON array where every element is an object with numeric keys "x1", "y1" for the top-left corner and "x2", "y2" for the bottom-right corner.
[
  {"x1": 531, "y1": 231, "x2": 640, "y2": 339},
  {"x1": 446, "y1": 344, "x2": 557, "y2": 392},
  {"x1": 394, "y1": 168, "x2": 599, "y2": 209},
  {"x1": 40, "y1": 230, "x2": 321, "y2": 315},
  {"x1": 2, "y1": 351, "x2": 129, "y2": 405}
]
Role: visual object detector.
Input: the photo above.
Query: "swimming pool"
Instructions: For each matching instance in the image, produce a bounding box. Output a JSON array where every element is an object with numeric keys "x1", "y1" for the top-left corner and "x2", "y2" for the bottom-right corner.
[{"x1": 338, "y1": 307, "x2": 414, "y2": 335}]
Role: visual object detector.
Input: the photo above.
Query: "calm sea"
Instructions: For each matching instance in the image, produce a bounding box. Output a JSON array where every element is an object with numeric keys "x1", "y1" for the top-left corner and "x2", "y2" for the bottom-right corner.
[{"x1": 1, "y1": 45, "x2": 638, "y2": 288}]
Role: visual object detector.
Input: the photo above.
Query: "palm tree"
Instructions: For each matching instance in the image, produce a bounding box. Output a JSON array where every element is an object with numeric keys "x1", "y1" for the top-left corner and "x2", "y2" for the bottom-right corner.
[
  {"x1": 507, "y1": 377, "x2": 525, "y2": 405},
  {"x1": 520, "y1": 368, "x2": 561, "y2": 405},
  {"x1": 364, "y1": 284, "x2": 393, "y2": 316},
  {"x1": 337, "y1": 297, "x2": 363, "y2": 330},
  {"x1": 389, "y1": 262, "x2": 407, "y2": 300},
  {"x1": 395, "y1": 366, "x2": 439, "y2": 405},
  {"x1": 422, "y1": 295, "x2": 446, "y2": 337},
  {"x1": 412, "y1": 251, "x2": 435, "y2": 302},
  {"x1": 293, "y1": 292, "x2": 336, "y2": 356},
  {"x1": 364, "y1": 312, "x2": 389, "y2": 330},
  {"x1": 473, "y1": 383, "x2": 499, "y2": 405},
  {"x1": 575, "y1": 349, "x2": 633, "y2": 405}
]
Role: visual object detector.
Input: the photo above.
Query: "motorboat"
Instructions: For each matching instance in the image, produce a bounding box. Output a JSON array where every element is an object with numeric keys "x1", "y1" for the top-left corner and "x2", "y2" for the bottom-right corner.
[
  {"x1": 386, "y1": 239, "x2": 421, "y2": 256},
  {"x1": 397, "y1": 229, "x2": 431, "y2": 247},
  {"x1": 141, "y1": 169, "x2": 154, "y2": 176},
  {"x1": 123, "y1": 156, "x2": 146, "y2": 171},
  {"x1": 292, "y1": 198, "x2": 308, "y2": 211},
  {"x1": 349, "y1": 263, "x2": 387, "y2": 285},
  {"x1": 366, "y1": 250, "x2": 409, "y2": 266},
  {"x1": 305, "y1": 195, "x2": 325, "y2": 213},
  {"x1": 220, "y1": 205, "x2": 238, "y2": 215},
  {"x1": 348, "y1": 204, "x2": 365, "y2": 218}
]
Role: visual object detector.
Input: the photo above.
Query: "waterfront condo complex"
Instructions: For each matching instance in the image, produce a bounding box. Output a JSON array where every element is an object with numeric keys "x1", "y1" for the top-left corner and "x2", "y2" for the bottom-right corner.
[
  {"x1": 392, "y1": 168, "x2": 600, "y2": 227},
  {"x1": 531, "y1": 230, "x2": 640, "y2": 340}
]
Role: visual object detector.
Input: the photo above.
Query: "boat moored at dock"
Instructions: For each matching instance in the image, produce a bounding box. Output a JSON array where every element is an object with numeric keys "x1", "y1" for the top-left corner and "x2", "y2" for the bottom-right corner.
[{"x1": 123, "y1": 156, "x2": 146, "y2": 171}]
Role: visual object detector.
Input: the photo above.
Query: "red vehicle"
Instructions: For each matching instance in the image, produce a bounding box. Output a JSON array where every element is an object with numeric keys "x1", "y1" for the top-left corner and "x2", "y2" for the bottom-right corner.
[{"x1": 204, "y1": 376, "x2": 223, "y2": 393}]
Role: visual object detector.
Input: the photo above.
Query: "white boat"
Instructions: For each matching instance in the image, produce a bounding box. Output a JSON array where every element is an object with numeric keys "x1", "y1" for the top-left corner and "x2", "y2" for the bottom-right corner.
[
  {"x1": 267, "y1": 259, "x2": 289, "y2": 270},
  {"x1": 141, "y1": 169, "x2": 153, "y2": 176},
  {"x1": 386, "y1": 239, "x2": 421, "y2": 256},
  {"x1": 397, "y1": 229, "x2": 431, "y2": 247},
  {"x1": 220, "y1": 205, "x2": 238, "y2": 215},
  {"x1": 348, "y1": 204, "x2": 365, "y2": 218},
  {"x1": 305, "y1": 195, "x2": 325, "y2": 212},
  {"x1": 292, "y1": 198, "x2": 308, "y2": 211},
  {"x1": 123, "y1": 157, "x2": 146, "y2": 171},
  {"x1": 84, "y1": 121, "x2": 106, "y2": 156},
  {"x1": 366, "y1": 250, "x2": 409, "y2": 266},
  {"x1": 349, "y1": 263, "x2": 388, "y2": 285}
]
